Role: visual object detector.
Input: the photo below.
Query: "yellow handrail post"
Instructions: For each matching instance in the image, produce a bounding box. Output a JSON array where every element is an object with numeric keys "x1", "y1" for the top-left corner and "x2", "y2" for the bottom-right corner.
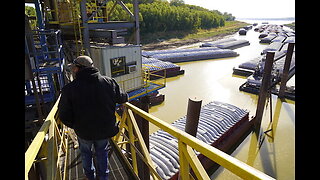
[
  {"x1": 114, "y1": 110, "x2": 127, "y2": 143},
  {"x1": 127, "y1": 109, "x2": 139, "y2": 175},
  {"x1": 63, "y1": 131, "x2": 69, "y2": 180},
  {"x1": 47, "y1": 118, "x2": 62, "y2": 180},
  {"x1": 178, "y1": 141, "x2": 190, "y2": 180},
  {"x1": 127, "y1": 109, "x2": 159, "y2": 180},
  {"x1": 183, "y1": 146, "x2": 210, "y2": 180},
  {"x1": 25, "y1": 120, "x2": 51, "y2": 178},
  {"x1": 46, "y1": 119, "x2": 55, "y2": 180}
]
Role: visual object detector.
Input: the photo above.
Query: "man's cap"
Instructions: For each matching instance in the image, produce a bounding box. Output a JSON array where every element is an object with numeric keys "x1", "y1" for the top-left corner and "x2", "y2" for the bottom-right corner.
[{"x1": 73, "y1": 55, "x2": 94, "y2": 67}]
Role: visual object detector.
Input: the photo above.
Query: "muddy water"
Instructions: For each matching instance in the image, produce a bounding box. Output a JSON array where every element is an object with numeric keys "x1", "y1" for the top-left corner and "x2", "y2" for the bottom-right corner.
[{"x1": 148, "y1": 21, "x2": 295, "y2": 179}]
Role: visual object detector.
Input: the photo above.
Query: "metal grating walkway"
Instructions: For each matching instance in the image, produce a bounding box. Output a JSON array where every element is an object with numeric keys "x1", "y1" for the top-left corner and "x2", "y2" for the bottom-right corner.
[{"x1": 61, "y1": 139, "x2": 131, "y2": 180}]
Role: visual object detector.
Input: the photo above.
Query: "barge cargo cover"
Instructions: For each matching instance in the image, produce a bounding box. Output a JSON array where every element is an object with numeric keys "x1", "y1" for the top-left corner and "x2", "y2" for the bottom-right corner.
[{"x1": 149, "y1": 101, "x2": 250, "y2": 179}]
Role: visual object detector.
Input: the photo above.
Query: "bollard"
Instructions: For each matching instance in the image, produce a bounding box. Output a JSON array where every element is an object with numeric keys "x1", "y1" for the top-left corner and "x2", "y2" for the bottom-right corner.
[
  {"x1": 185, "y1": 97, "x2": 202, "y2": 137},
  {"x1": 278, "y1": 43, "x2": 295, "y2": 98}
]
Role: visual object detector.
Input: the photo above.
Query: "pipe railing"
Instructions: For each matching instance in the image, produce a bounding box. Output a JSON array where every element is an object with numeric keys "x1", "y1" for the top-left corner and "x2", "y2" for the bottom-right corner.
[
  {"x1": 25, "y1": 97, "x2": 275, "y2": 180},
  {"x1": 121, "y1": 102, "x2": 275, "y2": 180},
  {"x1": 116, "y1": 65, "x2": 166, "y2": 101},
  {"x1": 25, "y1": 96, "x2": 69, "y2": 180}
]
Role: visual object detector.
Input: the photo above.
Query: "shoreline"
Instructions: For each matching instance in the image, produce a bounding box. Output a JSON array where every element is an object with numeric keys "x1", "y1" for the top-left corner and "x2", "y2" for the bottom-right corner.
[
  {"x1": 141, "y1": 21, "x2": 249, "y2": 51},
  {"x1": 141, "y1": 32, "x2": 236, "y2": 51}
]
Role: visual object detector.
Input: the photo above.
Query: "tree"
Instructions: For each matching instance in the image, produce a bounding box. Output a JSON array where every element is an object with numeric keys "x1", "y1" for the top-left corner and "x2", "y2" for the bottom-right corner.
[
  {"x1": 223, "y1": 12, "x2": 235, "y2": 21},
  {"x1": 170, "y1": 0, "x2": 185, "y2": 6},
  {"x1": 113, "y1": 1, "x2": 229, "y2": 33},
  {"x1": 25, "y1": 5, "x2": 37, "y2": 29}
]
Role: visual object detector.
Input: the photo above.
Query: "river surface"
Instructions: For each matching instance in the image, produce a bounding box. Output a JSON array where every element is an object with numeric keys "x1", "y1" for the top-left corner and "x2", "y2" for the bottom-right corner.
[{"x1": 148, "y1": 20, "x2": 295, "y2": 179}]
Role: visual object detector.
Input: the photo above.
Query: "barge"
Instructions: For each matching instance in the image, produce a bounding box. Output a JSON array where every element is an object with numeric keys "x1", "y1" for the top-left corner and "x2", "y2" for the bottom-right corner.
[
  {"x1": 142, "y1": 47, "x2": 238, "y2": 63},
  {"x1": 233, "y1": 24, "x2": 295, "y2": 77},
  {"x1": 200, "y1": 38, "x2": 236, "y2": 47},
  {"x1": 239, "y1": 52, "x2": 295, "y2": 100},
  {"x1": 149, "y1": 101, "x2": 252, "y2": 179},
  {"x1": 259, "y1": 33, "x2": 277, "y2": 43},
  {"x1": 142, "y1": 57, "x2": 185, "y2": 79},
  {"x1": 214, "y1": 39, "x2": 250, "y2": 50},
  {"x1": 201, "y1": 39, "x2": 250, "y2": 49},
  {"x1": 239, "y1": 28, "x2": 247, "y2": 35},
  {"x1": 142, "y1": 47, "x2": 220, "y2": 57},
  {"x1": 151, "y1": 49, "x2": 238, "y2": 63},
  {"x1": 141, "y1": 38, "x2": 252, "y2": 64},
  {"x1": 233, "y1": 50, "x2": 288, "y2": 77},
  {"x1": 239, "y1": 80, "x2": 295, "y2": 101}
]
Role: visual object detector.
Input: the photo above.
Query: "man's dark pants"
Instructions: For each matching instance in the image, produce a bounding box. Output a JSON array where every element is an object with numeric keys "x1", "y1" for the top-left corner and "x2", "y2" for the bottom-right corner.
[{"x1": 78, "y1": 137, "x2": 110, "y2": 180}]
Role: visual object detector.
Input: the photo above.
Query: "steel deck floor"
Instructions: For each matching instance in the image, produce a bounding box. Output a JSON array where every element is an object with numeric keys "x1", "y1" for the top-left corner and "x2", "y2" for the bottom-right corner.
[{"x1": 62, "y1": 139, "x2": 130, "y2": 180}]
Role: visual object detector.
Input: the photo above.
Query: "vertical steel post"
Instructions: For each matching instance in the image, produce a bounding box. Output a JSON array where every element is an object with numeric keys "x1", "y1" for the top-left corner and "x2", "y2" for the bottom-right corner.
[
  {"x1": 80, "y1": 0, "x2": 91, "y2": 56},
  {"x1": 185, "y1": 97, "x2": 202, "y2": 137},
  {"x1": 34, "y1": 1, "x2": 49, "y2": 59},
  {"x1": 254, "y1": 51, "x2": 275, "y2": 132},
  {"x1": 25, "y1": 54, "x2": 44, "y2": 123},
  {"x1": 278, "y1": 43, "x2": 295, "y2": 98},
  {"x1": 34, "y1": 0, "x2": 45, "y2": 29},
  {"x1": 133, "y1": 0, "x2": 140, "y2": 45}
]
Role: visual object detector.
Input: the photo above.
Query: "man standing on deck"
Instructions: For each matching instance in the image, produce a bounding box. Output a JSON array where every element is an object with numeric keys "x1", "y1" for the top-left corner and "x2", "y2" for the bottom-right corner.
[{"x1": 58, "y1": 55, "x2": 128, "y2": 180}]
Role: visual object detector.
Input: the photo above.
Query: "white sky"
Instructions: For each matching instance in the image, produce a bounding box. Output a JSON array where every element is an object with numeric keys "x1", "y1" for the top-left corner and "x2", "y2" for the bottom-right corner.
[
  {"x1": 26, "y1": 1, "x2": 295, "y2": 19},
  {"x1": 184, "y1": 0, "x2": 295, "y2": 19}
]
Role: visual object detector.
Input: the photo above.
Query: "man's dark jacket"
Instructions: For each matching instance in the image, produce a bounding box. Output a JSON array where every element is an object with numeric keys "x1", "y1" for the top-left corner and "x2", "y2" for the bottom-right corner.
[{"x1": 58, "y1": 67, "x2": 128, "y2": 140}]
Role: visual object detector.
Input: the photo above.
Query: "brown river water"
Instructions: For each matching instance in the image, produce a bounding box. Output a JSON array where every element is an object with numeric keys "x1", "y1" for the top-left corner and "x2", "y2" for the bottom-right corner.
[{"x1": 148, "y1": 20, "x2": 295, "y2": 179}]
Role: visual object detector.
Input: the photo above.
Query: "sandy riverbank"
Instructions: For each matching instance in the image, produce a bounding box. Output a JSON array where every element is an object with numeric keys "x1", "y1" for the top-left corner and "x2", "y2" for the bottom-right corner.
[
  {"x1": 142, "y1": 33, "x2": 236, "y2": 51},
  {"x1": 141, "y1": 21, "x2": 249, "y2": 51}
]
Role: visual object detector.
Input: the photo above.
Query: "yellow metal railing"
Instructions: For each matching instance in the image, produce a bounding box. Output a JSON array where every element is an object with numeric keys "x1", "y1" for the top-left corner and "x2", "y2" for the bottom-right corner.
[
  {"x1": 142, "y1": 63, "x2": 167, "y2": 83},
  {"x1": 142, "y1": 64, "x2": 166, "y2": 94},
  {"x1": 44, "y1": 0, "x2": 128, "y2": 25},
  {"x1": 113, "y1": 105, "x2": 161, "y2": 180},
  {"x1": 25, "y1": 97, "x2": 70, "y2": 180},
  {"x1": 116, "y1": 65, "x2": 166, "y2": 101},
  {"x1": 26, "y1": 97, "x2": 275, "y2": 180},
  {"x1": 118, "y1": 102, "x2": 275, "y2": 180}
]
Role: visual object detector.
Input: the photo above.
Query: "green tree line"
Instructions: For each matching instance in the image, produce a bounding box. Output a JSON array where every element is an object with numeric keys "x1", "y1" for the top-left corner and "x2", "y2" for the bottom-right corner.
[{"x1": 132, "y1": 0, "x2": 234, "y2": 33}]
